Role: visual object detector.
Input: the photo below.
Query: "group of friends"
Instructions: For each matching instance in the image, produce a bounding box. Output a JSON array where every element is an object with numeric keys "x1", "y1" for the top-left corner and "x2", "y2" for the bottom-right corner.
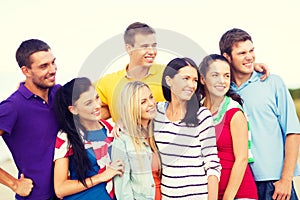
[{"x1": 0, "y1": 22, "x2": 299, "y2": 200}]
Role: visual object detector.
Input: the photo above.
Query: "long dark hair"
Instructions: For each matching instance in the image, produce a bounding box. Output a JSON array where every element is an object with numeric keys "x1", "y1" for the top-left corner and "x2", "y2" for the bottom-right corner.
[
  {"x1": 162, "y1": 57, "x2": 201, "y2": 126},
  {"x1": 198, "y1": 54, "x2": 243, "y2": 106},
  {"x1": 55, "y1": 77, "x2": 92, "y2": 187}
]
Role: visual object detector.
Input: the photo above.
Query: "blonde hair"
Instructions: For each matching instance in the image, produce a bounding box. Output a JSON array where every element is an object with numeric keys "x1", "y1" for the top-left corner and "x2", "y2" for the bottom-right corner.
[{"x1": 118, "y1": 81, "x2": 158, "y2": 154}]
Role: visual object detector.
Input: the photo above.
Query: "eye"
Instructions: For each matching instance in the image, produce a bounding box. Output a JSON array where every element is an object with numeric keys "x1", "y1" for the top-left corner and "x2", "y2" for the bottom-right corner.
[
  {"x1": 85, "y1": 100, "x2": 93, "y2": 106},
  {"x1": 40, "y1": 64, "x2": 47, "y2": 68}
]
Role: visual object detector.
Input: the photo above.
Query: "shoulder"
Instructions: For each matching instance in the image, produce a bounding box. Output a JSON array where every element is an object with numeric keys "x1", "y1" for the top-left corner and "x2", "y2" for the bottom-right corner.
[
  {"x1": 149, "y1": 63, "x2": 165, "y2": 75},
  {"x1": 262, "y1": 74, "x2": 288, "y2": 92},
  {"x1": 100, "y1": 119, "x2": 113, "y2": 132},
  {"x1": 112, "y1": 131, "x2": 132, "y2": 147},
  {"x1": 51, "y1": 84, "x2": 61, "y2": 96},
  {"x1": 0, "y1": 89, "x2": 24, "y2": 110},
  {"x1": 265, "y1": 74, "x2": 285, "y2": 84},
  {"x1": 98, "y1": 68, "x2": 126, "y2": 82},
  {"x1": 152, "y1": 63, "x2": 165, "y2": 70},
  {"x1": 197, "y1": 106, "x2": 212, "y2": 117},
  {"x1": 54, "y1": 131, "x2": 72, "y2": 160},
  {"x1": 195, "y1": 106, "x2": 213, "y2": 124},
  {"x1": 56, "y1": 131, "x2": 69, "y2": 144}
]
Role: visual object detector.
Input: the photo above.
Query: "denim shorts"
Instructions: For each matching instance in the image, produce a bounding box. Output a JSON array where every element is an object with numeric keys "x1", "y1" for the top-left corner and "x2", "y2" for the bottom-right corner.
[{"x1": 256, "y1": 180, "x2": 298, "y2": 200}]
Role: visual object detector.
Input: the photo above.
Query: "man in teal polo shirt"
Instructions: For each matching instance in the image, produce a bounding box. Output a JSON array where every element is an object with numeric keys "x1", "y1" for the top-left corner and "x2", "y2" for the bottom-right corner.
[{"x1": 220, "y1": 28, "x2": 300, "y2": 199}]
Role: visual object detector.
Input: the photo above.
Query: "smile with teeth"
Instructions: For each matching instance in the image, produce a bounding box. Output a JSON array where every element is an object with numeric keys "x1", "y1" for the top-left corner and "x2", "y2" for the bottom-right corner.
[
  {"x1": 47, "y1": 75, "x2": 56, "y2": 81},
  {"x1": 147, "y1": 107, "x2": 156, "y2": 113},
  {"x1": 215, "y1": 86, "x2": 226, "y2": 91},
  {"x1": 244, "y1": 63, "x2": 253, "y2": 68},
  {"x1": 183, "y1": 91, "x2": 193, "y2": 97},
  {"x1": 94, "y1": 109, "x2": 101, "y2": 116},
  {"x1": 145, "y1": 57, "x2": 154, "y2": 62}
]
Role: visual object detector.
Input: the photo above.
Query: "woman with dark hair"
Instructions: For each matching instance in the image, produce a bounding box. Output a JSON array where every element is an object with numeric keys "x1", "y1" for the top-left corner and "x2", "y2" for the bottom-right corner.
[
  {"x1": 154, "y1": 57, "x2": 221, "y2": 199},
  {"x1": 53, "y1": 77, "x2": 124, "y2": 200},
  {"x1": 199, "y1": 54, "x2": 258, "y2": 199}
]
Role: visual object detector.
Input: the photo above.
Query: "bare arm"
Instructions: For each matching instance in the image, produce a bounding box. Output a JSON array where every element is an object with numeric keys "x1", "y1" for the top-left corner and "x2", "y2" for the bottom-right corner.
[
  {"x1": 54, "y1": 157, "x2": 124, "y2": 199},
  {"x1": 222, "y1": 111, "x2": 249, "y2": 200},
  {"x1": 100, "y1": 103, "x2": 111, "y2": 120},
  {"x1": 254, "y1": 63, "x2": 270, "y2": 81},
  {"x1": 272, "y1": 133, "x2": 300, "y2": 200},
  {"x1": 0, "y1": 165, "x2": 33, "y2": 196},
  {"x1": 208, "y1": 175, "x2": 219, "y2": 200}
]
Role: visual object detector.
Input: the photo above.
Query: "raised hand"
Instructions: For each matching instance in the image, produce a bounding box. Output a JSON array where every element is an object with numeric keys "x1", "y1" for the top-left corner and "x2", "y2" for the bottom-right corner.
[{"x1": 14, "y1": 174, "x2": 34, "y2": 197}]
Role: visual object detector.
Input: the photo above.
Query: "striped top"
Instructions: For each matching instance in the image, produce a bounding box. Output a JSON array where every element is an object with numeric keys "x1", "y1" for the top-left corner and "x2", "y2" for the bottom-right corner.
[
  {"x1": 53, "y1": 121, "x2": 114, "y2": 200},
  {"x1": 154, "y1": 102, "x2": 221, "y2": 200}
]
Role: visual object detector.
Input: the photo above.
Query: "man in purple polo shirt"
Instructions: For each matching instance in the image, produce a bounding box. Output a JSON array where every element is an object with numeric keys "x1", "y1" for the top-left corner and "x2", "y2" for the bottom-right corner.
[{"x1": 0, "y1": 39, "x2": 60, "y2": 200}]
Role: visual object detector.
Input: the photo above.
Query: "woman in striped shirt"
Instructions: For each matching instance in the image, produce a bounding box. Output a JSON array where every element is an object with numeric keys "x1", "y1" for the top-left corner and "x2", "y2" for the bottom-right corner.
[{"x1": 154, "y1": 57, "x2": 221, "y2": 200}]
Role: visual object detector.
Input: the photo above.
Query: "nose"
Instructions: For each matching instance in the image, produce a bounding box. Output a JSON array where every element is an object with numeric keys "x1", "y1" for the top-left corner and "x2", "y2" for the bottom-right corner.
[
  {"x1": 245, "y1": 52, "x2": 253, "y2": 61},
  {"x1": 187, "y1": 79, "x2": 197, "y2": 90},
  {"x1": 219, "y1": 76, "x2": 225, "y2": 83},
  {"x1": 147, "y1": 46, "x2": 157, "y2": 55},
  {"x1": 49, "y1": 63, "x2": 57, "y2": 74}
]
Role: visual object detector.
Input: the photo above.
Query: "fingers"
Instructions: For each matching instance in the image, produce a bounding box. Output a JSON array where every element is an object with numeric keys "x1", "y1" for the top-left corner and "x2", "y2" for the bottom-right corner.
[
  {"x1": 20, "y1": 173, "x2": 25, "y2": 179},
  {"x1": 109, "y1": 159, "x2": 125, "y2": 175},
  {"x1": 15, "y1": 174, "x2": 34, "y2": 197}
]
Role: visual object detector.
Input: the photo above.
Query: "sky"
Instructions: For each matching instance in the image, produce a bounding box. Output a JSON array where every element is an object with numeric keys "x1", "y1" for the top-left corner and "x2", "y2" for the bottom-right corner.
[{"x1": 0, "y1": 0, "x2": 299, "y2": 101}]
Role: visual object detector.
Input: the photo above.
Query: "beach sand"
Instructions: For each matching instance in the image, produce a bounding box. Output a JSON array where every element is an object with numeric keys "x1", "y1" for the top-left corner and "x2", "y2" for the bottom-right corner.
[{"x1": 1, "y1": 154, "x2": 300, "y2": 199}]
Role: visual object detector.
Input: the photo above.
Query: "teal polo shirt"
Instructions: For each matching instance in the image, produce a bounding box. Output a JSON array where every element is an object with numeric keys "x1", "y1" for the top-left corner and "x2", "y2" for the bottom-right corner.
[{"x1": 231, "y1": 71, "x2": 300, "y2": 181}]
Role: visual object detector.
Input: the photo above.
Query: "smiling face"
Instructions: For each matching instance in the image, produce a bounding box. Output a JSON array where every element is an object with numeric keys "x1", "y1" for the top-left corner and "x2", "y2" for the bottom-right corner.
[
  {"x1": 225, "y1": 40, "x2": 255, "y2": 80},
  {"x1": 139, "y1": 86, "x2": 156, "y2": 127},
  {"x1": 201, "y1": 59, "x2": 231, "y2": 99},
  {"x1": 23, "y1": 50, "x2": 57, "y2": 90},
  {"x1": 70, "y1": 86, "x2": 101, "y2": 128},
  {"x1": 167, "y1": 65, "x2": 198, "y2": 102},
  {"x1": 127, "y1": 33, "x2": 157, "y2": 68}
]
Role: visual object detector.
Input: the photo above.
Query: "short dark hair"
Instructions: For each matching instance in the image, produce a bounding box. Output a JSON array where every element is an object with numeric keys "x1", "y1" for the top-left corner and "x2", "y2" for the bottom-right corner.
[
  {"x1": 124, "y1": 22, "x2": 156, "y2": 46},
  {"x1": 16, "y1": 39, "x2": 50, "y2": 68},
  {"x1": 219, "y1": 28, "x2": 252, "y2": 56}
]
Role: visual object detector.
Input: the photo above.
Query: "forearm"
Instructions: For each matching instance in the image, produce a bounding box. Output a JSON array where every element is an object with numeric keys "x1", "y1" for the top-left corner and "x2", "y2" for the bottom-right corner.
[
  {"x1": 281, "y1": 134, "x2": 300, "y2": 181},
  {"x1": 207, "y1": 175, "x2": 218, "y2": 200},
  {"x1": 223, "y1": 158, "x2": 248, "y2": 200},
  {"x1": 0, "y1": 168, "x2": 17, "y2": 192},
  {"x1": 55, "y1": 173, "x2": 107, "y2": 198}
]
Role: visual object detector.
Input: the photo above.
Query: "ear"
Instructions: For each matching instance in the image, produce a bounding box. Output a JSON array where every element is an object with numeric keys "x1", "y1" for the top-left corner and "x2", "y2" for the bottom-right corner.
[
  {"x1": 68, "y1": 105, "x2": 78, "y2": 115},
  {"x1": 125, "y1": 44, "x2": 133, "y2": 55},
  {"x1": 21, "y1": 66, "x2": 30, "y2": 76},
  {"x1": 165, "y1": 76, "x2": 172, "y2": 87},
  {"x1": 223, "y1": 53, "x2": 232, "y2": 63},
  {"x1": 200, "y1": 75, "x2": 205, "y2": 85}
]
